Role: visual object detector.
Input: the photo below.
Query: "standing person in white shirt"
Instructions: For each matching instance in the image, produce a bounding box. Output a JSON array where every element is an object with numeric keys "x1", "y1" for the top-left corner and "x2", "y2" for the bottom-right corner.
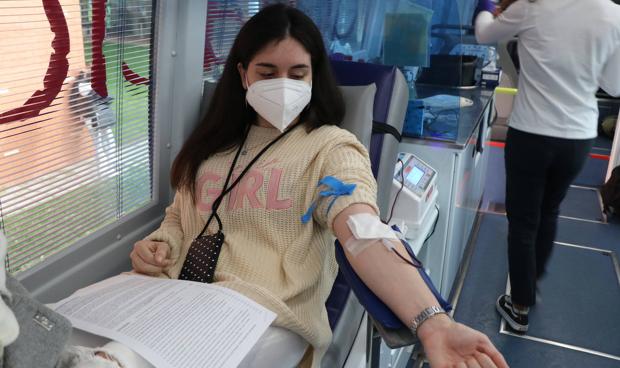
[{"x1": 475, "y1": 0, "x2": 620, "y2": 333}]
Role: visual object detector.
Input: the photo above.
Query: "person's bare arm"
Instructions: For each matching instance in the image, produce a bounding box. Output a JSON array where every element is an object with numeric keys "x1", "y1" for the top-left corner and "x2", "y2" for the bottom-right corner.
[{"x1": 333, "y1": 204, "x2": 508, "y2": 368}]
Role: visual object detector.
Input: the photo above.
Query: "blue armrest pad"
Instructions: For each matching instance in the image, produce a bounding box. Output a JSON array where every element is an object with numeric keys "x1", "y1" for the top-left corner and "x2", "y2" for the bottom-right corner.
[{"x1": 334, "y1": 226, "x2": 452, "y2": 329}]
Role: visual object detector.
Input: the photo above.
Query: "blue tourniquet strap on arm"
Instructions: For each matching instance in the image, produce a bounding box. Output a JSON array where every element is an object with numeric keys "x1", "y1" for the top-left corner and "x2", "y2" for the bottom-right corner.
[
  {"x1": 301, "y1": 176, "x2": 357, "y2": 224},
  {"x1": 334, "y1": 225, "x2": 451, "y2": 330}
]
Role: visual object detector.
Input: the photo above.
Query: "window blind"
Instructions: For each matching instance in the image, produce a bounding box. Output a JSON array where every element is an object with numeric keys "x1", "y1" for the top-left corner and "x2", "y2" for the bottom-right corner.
[
  {"x1": 203, "y1": 0, "x2": 262, "y2": 81},
  {"x1": 0, "y1": 0, "x2": 155, "y2": 273}
]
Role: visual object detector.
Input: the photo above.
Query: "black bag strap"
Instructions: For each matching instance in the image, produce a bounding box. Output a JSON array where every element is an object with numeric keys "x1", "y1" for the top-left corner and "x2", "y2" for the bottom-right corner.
[{"x1": 372, "y1": 121, "x2": 402, "y2": 142}]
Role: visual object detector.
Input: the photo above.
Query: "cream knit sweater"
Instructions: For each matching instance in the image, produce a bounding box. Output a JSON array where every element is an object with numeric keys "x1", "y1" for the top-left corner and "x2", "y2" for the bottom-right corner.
[{"x1": 146, "y1": 124, "x2": 378, "y2": 367}]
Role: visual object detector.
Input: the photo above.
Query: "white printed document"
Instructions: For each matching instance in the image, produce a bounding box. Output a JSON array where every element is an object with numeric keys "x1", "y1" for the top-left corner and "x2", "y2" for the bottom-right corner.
[{"x1": 51, "y1": 274, "x2": 277, "y2": 368}]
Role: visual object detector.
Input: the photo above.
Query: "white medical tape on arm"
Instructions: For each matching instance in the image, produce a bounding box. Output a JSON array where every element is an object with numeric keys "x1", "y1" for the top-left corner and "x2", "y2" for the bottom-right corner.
[{"x1": 344, "y1": 213, "x2": 399, "y2": 257}]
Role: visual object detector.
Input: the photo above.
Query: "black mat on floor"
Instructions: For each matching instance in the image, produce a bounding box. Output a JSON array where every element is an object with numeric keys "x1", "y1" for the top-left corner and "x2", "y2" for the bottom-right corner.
[
  {"x1": 450, "y1": 214, "x2": 620, "y2": 368},
  {"x1": 526, "y1": 243, "x2": 620, "y2": 356},
  {"x1": 556, "y1": 217, "x2": 620, "y2": 254},
  {"x1": 573, "y1": 156, "x2": 608, "y2": 188},
  {"x1": 559, "y1": 186, "x2": 604, "y2": 222}
]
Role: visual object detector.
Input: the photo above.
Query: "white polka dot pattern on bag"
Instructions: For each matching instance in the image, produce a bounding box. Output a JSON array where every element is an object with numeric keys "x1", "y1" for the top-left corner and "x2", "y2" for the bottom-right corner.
[{"x1": 179, "y1": 232, "x2": 225, "y2": 283}]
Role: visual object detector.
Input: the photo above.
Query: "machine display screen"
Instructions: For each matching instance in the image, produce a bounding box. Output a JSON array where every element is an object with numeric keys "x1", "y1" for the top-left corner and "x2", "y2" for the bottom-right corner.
[
  {"x1": 394, "y1": 153, "x2": 435, "y2": 194},
  {"x1": 407, "y1": 166, "x2": 424, "y2": 187}
]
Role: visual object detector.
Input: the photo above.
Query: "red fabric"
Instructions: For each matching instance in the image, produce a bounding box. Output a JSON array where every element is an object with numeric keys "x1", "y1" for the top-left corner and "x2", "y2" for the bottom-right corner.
[
  {"x1": 590, "y1": 153, "x2": 610, "y2": 161},
  {"x1": 122, "y1": 62, "x2": 149, "y2": 85},
  {"x1": 91, "y1": 0, "x2": 108, "y2": 97},
  {"x1": 0, "y1": 0, "x2": 70, "y2": 125}
]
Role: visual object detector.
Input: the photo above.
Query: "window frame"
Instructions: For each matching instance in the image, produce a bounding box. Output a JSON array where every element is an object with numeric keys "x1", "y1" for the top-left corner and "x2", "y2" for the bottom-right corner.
[{"x1": 16, "y1": 0, "x2": 208, "y2": 303}]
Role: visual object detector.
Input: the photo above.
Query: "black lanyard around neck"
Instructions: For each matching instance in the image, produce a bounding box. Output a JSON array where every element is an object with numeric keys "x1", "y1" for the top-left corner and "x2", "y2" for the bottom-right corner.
[{"x1": 197, "y1": 123, "x2": 301, "y2": 238}]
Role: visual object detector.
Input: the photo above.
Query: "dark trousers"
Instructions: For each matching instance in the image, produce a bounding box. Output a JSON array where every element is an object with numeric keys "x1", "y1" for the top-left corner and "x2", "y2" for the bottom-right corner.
[{"x1": 505, "y1": 127, "x2": 593, "y2": 306}]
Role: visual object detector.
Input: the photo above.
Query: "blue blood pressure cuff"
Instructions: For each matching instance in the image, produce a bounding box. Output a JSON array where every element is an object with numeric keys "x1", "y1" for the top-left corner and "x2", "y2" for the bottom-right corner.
[
  {"x1": 334, "y1": 225, "x2": 452, "y2": 330},
  {"x1": 301, "y1": 176, "x2": 356, "y2": 224}
]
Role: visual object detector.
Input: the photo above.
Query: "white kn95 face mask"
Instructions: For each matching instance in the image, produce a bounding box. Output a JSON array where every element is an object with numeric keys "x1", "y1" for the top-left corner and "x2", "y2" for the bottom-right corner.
[{"x1": 246, "y1": 77, "x2": 312, "y2": 132}]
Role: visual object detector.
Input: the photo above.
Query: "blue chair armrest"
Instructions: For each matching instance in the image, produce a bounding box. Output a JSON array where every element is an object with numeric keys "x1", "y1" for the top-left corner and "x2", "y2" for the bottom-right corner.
[{"x1": 334, "y1": 226, "x2": 452, "y2": 345}]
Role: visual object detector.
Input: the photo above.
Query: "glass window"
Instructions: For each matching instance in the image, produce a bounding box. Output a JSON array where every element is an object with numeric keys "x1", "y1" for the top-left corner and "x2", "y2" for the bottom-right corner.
[
  {"x1": 203, "y1": 0, "x2": 263, "y2": 81},
  {"x1": 0, "y1": 0, "x2": 155, "y2": 273},
  {"x1": 298, "y1": 0, "x2": 387, "y2": 63},
  {"x1": 201, "y1": 0, "x2": 478, "y2": 80},
  {"x1": 201, "y1": 0, "x2": 390, "y2": 75}
]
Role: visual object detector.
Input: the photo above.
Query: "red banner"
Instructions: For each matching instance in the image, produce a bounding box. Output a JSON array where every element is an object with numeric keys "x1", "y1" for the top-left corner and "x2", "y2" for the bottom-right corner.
[{"x1": 0, "y1": 0, "x2": 70, "y2": 125}]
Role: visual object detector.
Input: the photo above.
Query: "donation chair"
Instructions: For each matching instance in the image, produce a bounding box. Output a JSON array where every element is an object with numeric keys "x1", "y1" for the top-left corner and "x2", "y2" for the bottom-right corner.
[{"x1": 322, "y1": 61, "x2": 410, "y2": 368}]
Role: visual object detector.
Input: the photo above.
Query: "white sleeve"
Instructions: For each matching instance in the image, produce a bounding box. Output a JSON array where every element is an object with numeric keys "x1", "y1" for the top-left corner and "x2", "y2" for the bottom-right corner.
[
  {"x1": 475, "y1": 1, "x2": 529, "y2": 44},
  {"x1": 600, "y1": 47, "x2": 620, "y2": 97}
]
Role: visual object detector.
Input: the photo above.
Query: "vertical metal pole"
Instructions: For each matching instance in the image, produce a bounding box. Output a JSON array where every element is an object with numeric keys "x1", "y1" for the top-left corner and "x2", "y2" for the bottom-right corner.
[
  {"x1": 365, "y1": 315, "x2": 382, "y2": 368},
  {"x1": 159, "y1": 0, "x2": 208, "y2": 201}
]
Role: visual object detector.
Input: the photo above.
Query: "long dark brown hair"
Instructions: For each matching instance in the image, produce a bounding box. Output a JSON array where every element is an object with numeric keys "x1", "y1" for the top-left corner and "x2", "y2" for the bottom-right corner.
[{"x1": 171, "y1": 4, "x2": 345, "y2": 196}]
